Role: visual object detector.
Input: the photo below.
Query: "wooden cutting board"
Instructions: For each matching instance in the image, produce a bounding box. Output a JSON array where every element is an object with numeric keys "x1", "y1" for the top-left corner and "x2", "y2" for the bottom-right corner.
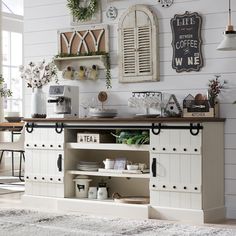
[{"x1": 114, "y1": 197, "x2": 149, "y2": 204}]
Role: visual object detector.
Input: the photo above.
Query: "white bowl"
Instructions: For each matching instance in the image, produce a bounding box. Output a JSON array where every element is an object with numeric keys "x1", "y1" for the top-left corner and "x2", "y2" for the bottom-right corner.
[
  {"x1": 5, "y1": 112, "x2": 20, "y2": 117},
  {"x1": 127, "y1": 165, "x2": 139, "y2": 171},
  {"x1": 5, "y1": 117, "x2": 23, "y2": 122}
]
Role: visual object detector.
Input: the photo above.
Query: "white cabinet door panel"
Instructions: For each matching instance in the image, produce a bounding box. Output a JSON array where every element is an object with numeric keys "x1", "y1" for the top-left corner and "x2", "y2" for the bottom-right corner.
[
  {"x1": 180, "y1": 192, "x2": 191, "y2": 208},
  {"x1": 152, "y1": 153, "x2": 202, "y2": 186},
  {"x1": 170, "y1": 154, "x2": 180, "y2": 183},
  {"x1": 170, "y1": 192, "x2": 181, "y2": 207},
  {"x1": 191, "y1": 193, "x2": 202, "y2": 209},
  {"x1": 25, "y1": 128, "x2": 64, "y2": 146},
  {"x1": 180, "y1": 154, "x2": 191, "y2": 184},
  {"x1": 191, "y1": 155, "x2": 202, "y2": 185},
  {"x1": 150, "y1": 128, "x2": 202, "y2": 154}
]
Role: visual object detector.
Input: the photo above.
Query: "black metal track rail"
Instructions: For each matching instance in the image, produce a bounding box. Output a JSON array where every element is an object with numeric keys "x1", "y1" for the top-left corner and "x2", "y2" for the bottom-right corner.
[{"x1": 25, "y1": 122, "x2": 203, "y2": 136}]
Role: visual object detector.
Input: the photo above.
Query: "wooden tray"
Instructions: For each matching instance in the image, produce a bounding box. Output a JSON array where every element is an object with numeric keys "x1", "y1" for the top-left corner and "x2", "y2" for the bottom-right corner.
[{"x1": 114, "y1": 197, "x2": 149, "y2": 204}]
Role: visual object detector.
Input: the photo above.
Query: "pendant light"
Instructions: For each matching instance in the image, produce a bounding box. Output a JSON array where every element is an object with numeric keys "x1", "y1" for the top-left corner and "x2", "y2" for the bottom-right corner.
[{"x1": 217, "y1": 0, "x2": 236, "y2": 51}]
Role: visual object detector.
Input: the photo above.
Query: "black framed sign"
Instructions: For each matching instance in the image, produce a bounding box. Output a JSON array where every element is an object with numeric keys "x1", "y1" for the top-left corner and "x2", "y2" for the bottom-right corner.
[{"x1": 171, "y1": 11, "x2": 203, "y2": 73}]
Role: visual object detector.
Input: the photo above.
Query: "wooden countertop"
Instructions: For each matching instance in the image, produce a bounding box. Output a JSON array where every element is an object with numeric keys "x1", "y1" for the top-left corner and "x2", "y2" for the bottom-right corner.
[
  {"x1": 0, "y1": 122, "x2": 24, "y2": 131},
  {"x1": 23, "y1": 117, "x2": 225, "y2": 123}
]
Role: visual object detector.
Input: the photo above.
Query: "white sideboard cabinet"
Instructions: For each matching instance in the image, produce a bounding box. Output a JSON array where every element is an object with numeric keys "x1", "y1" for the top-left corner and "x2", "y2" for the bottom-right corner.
[{"x1": 22, "y1": 118, "x2": 225, "y2": 223}]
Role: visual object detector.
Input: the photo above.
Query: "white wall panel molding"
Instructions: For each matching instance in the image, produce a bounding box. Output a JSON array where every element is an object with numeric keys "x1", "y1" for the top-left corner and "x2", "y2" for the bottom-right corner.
[
  {"x1": 225, "y1": 179, "x2": 236, "y2": 195},
  {"x1": 24, "y1": 0, "x2": 66, "y2": 8},
  {"x1": 225, "y1": 134, "x2": 236, "y2": 149},
  {"x1": 24, "y1": 43, "x2": 57, "y2": 58},
  {"x1": 225, "y1": 149, "x2": 236, "y2": 165},
  {"x1": 225, "y1": 164, "x2": 236, "y2": 180},
  {"x1": 24, "y1": 17, "x2": 71, "y2": 32},
  {"x1": 24, "y1": 4, "x2": 69, "y2": 20}
]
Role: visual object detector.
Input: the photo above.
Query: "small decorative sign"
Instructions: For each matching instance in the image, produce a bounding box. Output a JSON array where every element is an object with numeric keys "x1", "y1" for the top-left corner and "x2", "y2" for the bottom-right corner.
[
  {"x1": 77, "y1": 133, "x2": 114, "y2": 143},
  {"x1": 171, "y1": 11, "x2": 203, "y2": 72},
  {"x1": 106, "y1": 6, "x2": 118, "y2": 20},
  {"x1": 183, "y1": 94, "x2": 215, "y2": 117},
  {"x1": 58, "y1": 25, "x2": 109, "y2": 55},
  {"x1": 78, "y1": 133, "x2": 100, "y2": 143}
]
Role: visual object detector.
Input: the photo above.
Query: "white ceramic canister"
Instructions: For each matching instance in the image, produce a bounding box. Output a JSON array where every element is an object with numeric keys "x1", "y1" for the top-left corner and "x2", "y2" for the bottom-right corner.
[
  {"x1": 73, "y1": 177, "x2": 92, "y2": 198},
  {"x1": 88, "y1": 187, "x2": 97, "y2": 199},
  {"x1": 97, "y1": 187, "x2": 108, "y2": 200}
]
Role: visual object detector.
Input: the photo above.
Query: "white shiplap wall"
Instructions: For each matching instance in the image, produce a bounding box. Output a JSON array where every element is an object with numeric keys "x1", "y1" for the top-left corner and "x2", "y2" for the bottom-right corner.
[{"x1": 24, "y1": 0, "x2": 236, "y2": 219}]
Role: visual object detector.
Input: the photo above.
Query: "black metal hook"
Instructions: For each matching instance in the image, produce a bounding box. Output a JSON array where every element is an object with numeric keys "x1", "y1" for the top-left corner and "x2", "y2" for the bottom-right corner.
[
  {"x1": 26, "y1": 123, "x2": 34, "y2": 133},
  {"x1": 55, "y1": 123, "x2": 64, "y2": 134},
  {"x1": 152, "y1": 123, "x2": 162, "y2": 135},
  {"x1": 190, "y1": 123, "x2": 200, "y2": 136}
]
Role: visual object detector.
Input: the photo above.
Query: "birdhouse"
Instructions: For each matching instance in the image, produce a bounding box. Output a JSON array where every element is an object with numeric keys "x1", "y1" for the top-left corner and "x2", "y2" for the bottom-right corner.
[{"x1": 164, "y1": 94, "x2": 182, "y2": 117}]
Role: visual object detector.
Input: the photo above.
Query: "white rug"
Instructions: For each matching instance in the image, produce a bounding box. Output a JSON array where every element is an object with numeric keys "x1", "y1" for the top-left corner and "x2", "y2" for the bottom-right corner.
[
  {"x1": 0, "y1": 209, "x2": 235, "y2": 236},
  {"x1": 0, "y1": 183, "x2": 24, "y2": 194},
  {"x1": 0, "y1": 176, "x2": 20, "y2": 184}
]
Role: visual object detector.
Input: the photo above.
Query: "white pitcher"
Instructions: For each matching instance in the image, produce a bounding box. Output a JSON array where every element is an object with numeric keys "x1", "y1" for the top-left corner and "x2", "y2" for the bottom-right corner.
[{"x1": 97, "y1": 187, "x2": 108, "y2": 200}]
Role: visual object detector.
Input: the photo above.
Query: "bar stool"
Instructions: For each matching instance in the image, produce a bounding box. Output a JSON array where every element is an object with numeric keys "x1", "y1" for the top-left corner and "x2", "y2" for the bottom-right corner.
[{"x1": 0, "y1": 127, "x2": 25, "y2": 181}]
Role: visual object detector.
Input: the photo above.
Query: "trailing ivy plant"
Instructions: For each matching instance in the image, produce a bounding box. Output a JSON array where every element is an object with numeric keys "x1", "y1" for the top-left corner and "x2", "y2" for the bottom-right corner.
[
  {"x1": 67, "y1": 0, "x2": 98, "y2": 22},
  {"x1": 0, "y1": 74, "x2": 12, "y2": 98},
  {"x1": 104, "y1": 53, "x2": 111, "y2": 89},
  {"x1": 54, "y1": 52, "x2": 112, "y2": 89}
]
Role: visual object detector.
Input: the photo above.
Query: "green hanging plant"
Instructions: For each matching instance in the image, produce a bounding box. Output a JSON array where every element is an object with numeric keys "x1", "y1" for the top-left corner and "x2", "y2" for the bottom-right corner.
[
  {"x1": 0, "y1": 74, "x2": 12, "y2": 98},
  {"x1": 67, "y1": 0, "x2": 98, "y2": 21},
  {"x1": 104, "y1": 53, "x2": 111, "y2": 89}
]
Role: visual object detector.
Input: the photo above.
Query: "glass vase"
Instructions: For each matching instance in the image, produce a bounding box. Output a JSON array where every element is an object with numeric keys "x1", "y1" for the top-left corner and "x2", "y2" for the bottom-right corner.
[{"x1": 31, "y1": 87, "x2": 47, "y2": 118}]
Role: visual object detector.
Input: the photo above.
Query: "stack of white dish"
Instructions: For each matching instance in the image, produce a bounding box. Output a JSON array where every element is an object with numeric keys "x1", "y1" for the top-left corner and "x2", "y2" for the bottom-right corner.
[
  {"x1": 4, "y1": 111, "x2": 23, "y2": 122},
  {"x1": 77, "y1": 161, "x2": 100, "y2": 171},
  {"x1": 89, "y1": 108, "x2": 117, "y2": 118}
]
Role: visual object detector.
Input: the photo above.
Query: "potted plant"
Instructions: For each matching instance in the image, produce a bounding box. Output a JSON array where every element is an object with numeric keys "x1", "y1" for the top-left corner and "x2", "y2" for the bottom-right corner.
[
  {"x1": 0, "y1": 74, "x2": 12, "y2": 98},
  {"x1": 19, "y1": 60, "x2": 58, "y2": 118},
  {"x1": 208, "y1": 75, "x2": 227, "y2": 117},
  {"x1": 0, "y1": 75, "x2": 12, "y2": 123}
]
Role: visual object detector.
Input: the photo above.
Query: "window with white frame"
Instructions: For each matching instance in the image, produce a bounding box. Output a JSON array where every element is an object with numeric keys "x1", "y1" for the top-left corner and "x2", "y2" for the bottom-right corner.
[{"x1": 1, "y1": 0, "x2": 23, "y2": 114}]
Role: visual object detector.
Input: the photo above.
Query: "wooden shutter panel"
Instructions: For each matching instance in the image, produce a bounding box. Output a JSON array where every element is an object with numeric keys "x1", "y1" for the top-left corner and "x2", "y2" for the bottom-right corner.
[
  {"x1": 119, "y1": 5, "x2": 159, "y2": 82},
  {"x1": 137, "y1": 25, "x2": 152, "y2": 75},
  {"x1": 123, "y1": 28, "x2": 136, "y2": 76}
]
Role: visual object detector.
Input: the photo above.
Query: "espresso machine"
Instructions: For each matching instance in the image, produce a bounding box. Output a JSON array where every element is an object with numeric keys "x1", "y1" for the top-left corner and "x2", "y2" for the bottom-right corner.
[{"x1": 48, "y1": 85, "x2": 79, "y2": 117}]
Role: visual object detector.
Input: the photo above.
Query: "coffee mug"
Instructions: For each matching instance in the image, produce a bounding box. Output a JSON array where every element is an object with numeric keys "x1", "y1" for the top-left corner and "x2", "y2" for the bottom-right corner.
[
  {"x1": 138, "y1": 163, "x2": 147, "y2": 171},
  {"x1": 103, "y1": 158, "x2": 115, "y2": 169}
]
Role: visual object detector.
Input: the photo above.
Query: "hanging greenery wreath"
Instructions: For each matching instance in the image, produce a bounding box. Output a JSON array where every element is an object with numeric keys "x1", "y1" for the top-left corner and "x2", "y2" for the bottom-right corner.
[{"x1": 67, "y1": 0, "x2": 98, "y2": 21}]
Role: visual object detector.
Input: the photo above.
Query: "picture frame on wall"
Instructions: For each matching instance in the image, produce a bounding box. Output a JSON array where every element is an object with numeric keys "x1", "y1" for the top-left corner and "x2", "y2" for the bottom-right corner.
[
  {"x1": 170, "y1": 11, "x2": 203, "y2": 72},
  {"x1": 70, "y1": 0, "x2": 102, "y2": 26}
]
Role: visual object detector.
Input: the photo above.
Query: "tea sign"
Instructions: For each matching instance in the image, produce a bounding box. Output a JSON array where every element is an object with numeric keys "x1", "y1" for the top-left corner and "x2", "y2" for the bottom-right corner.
[{"x1": 171, "y1": 11, "x2": 203, "y2": 72}]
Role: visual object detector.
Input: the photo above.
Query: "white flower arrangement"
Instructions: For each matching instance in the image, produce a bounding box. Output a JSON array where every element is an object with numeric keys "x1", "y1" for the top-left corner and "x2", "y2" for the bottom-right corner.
[{"x1": 19, "y1": 60, "x2": 58, "y2": 89}]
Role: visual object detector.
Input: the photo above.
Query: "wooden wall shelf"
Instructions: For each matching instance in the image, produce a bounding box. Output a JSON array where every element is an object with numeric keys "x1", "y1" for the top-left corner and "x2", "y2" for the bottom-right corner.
[{"x1": 54, "y1": 55, "x2": 106, "y2": 71}]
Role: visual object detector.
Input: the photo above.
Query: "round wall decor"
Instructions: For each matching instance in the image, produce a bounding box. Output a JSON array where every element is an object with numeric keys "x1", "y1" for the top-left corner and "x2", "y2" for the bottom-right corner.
[
  {"x1": 158, "y1": 0, "x2": 174, "y2": 8},
  {"x1": 106, "y1": 6, "x2": 118, "y2": 20}
]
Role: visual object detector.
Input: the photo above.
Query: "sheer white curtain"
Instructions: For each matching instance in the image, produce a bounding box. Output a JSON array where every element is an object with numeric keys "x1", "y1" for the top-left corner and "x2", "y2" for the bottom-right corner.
[{"x1": 0, "y1": 0, "x2": 3, "y2": 125}]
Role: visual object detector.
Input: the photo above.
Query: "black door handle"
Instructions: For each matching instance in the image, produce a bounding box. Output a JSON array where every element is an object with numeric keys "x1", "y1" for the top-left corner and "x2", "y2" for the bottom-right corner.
[
  {"x1": 57, "y1": 154, "x2": 62, "y2": 172},
  {"x1": 152, "y1": 158, "x2": 157, "y2": 177}
]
